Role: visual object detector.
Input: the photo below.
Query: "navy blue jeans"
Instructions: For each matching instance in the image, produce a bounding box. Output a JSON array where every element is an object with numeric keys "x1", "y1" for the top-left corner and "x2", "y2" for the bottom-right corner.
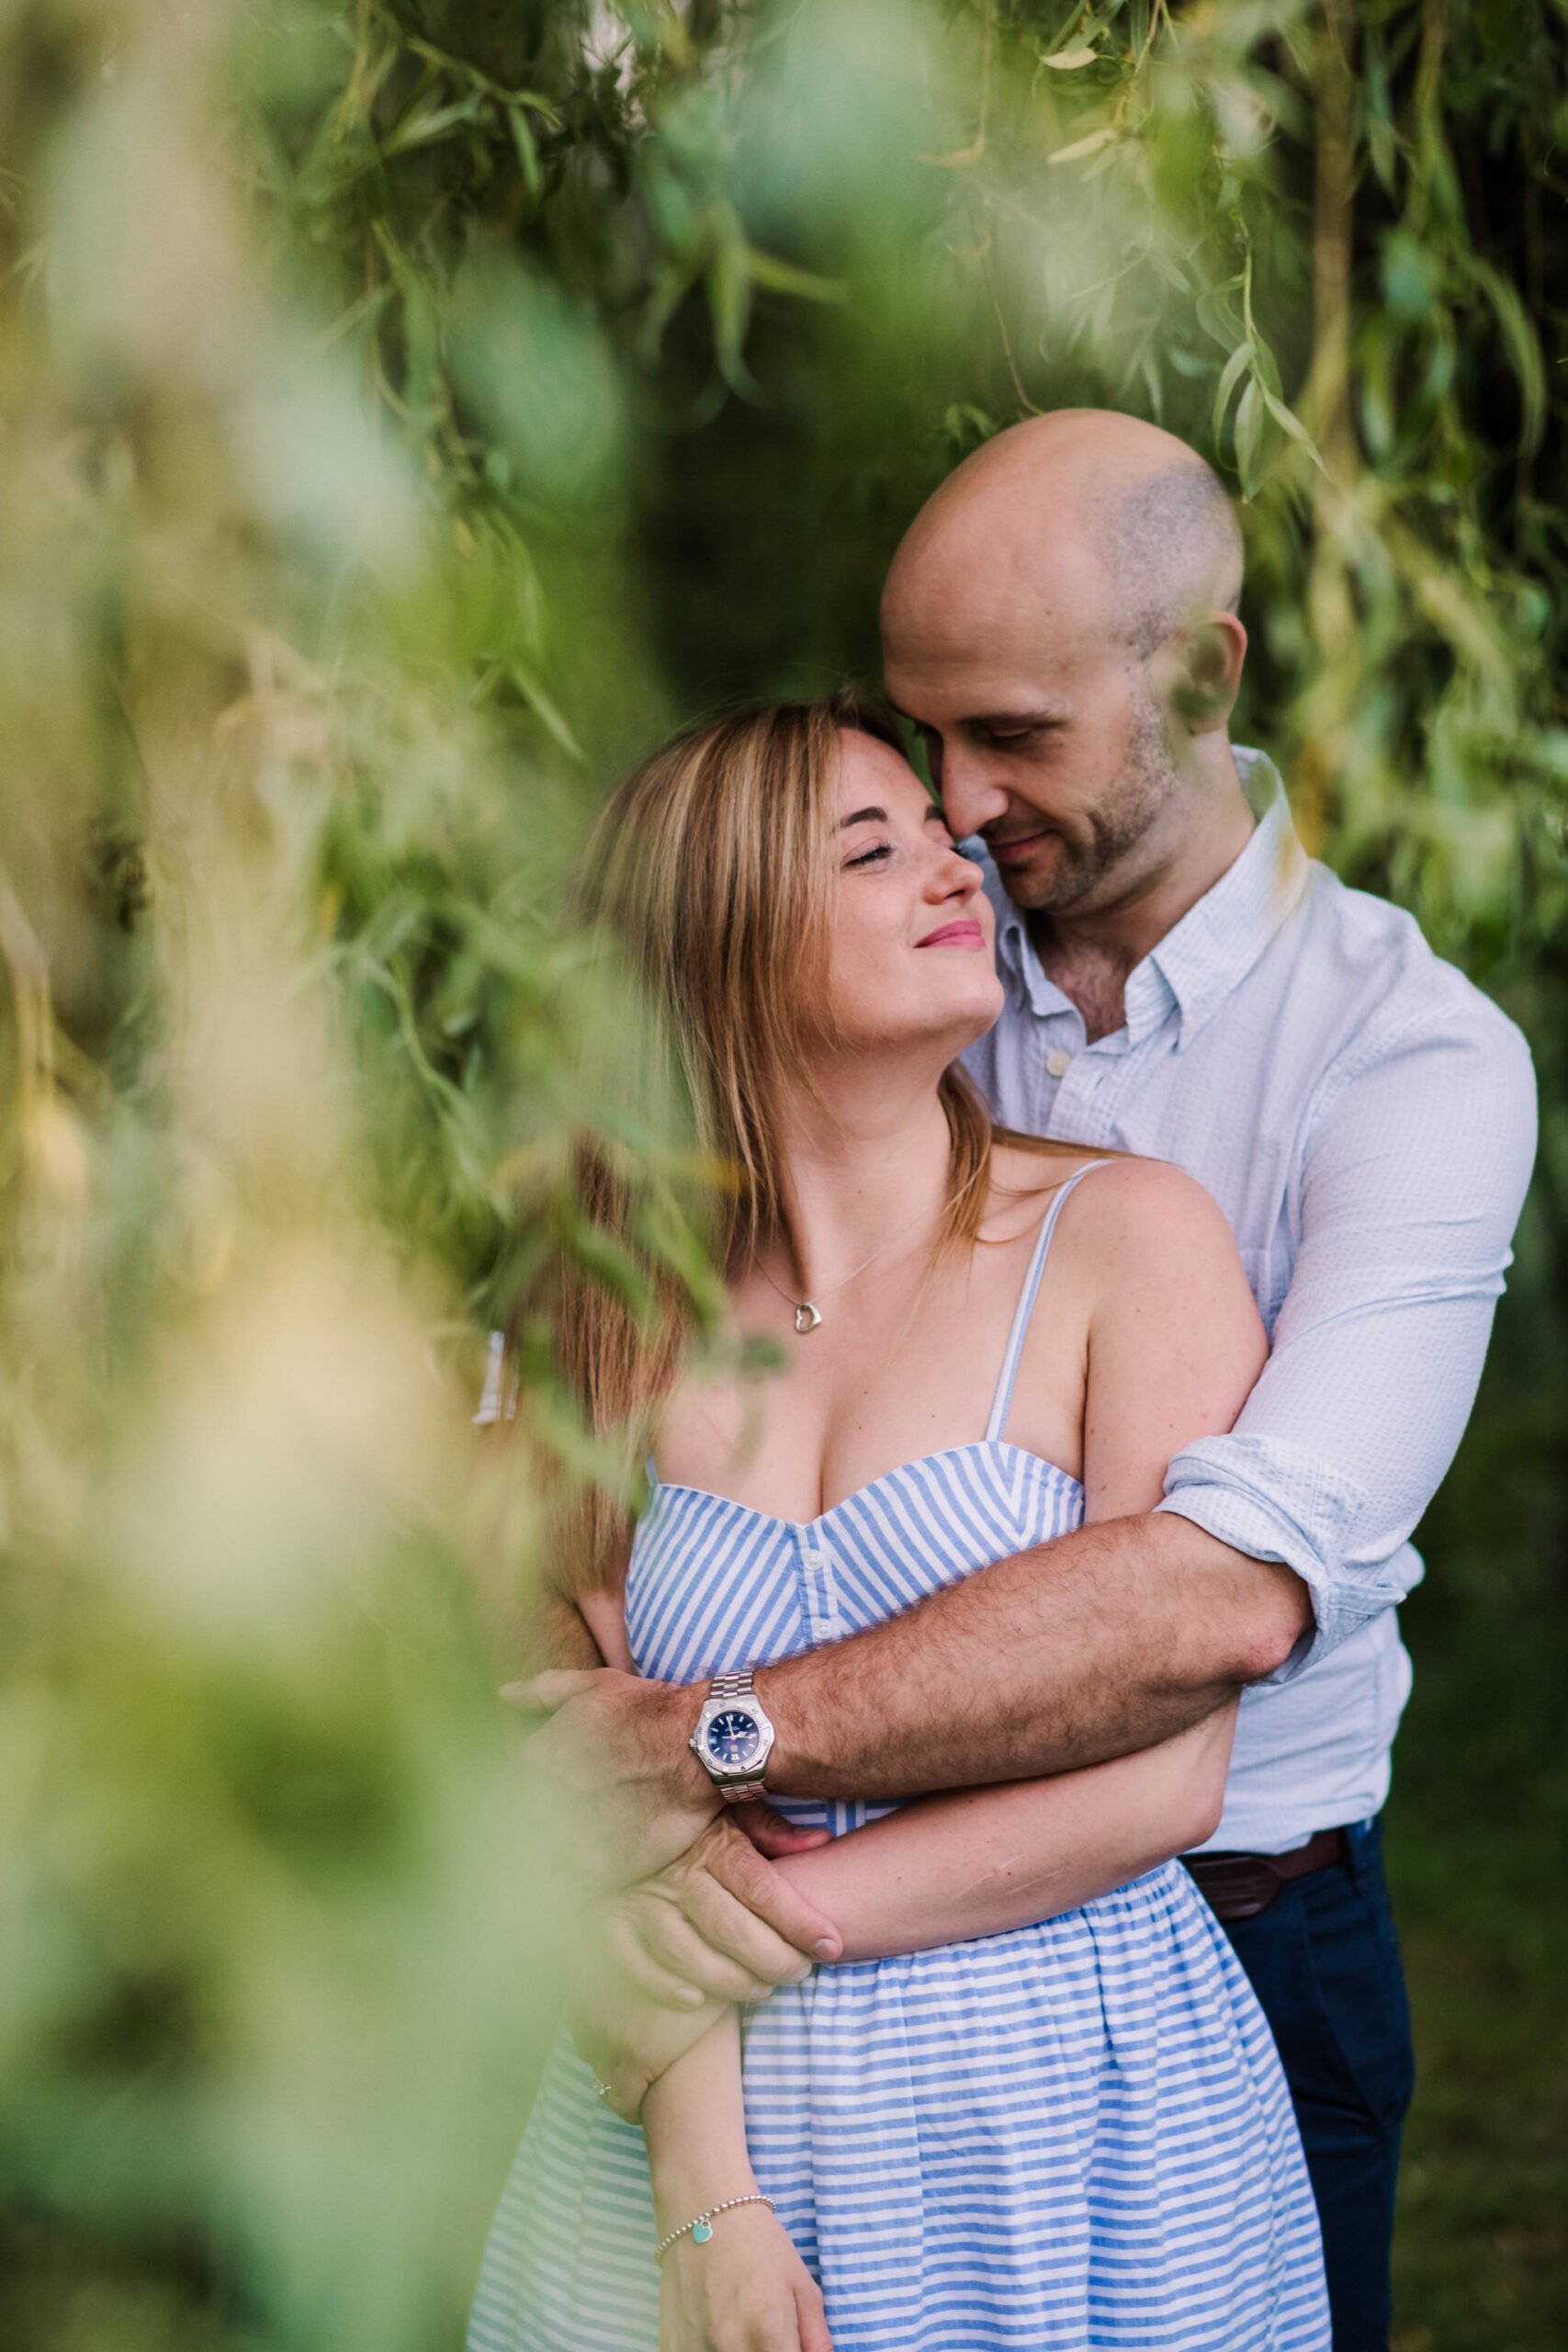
[{"x1": 1217, "y1": 1817, "x2": 1415, "y2": 2352}]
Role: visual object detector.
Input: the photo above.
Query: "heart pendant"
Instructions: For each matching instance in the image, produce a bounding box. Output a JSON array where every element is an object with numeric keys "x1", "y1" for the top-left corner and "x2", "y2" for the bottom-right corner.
[
  {"x1": 692, "y1": 2221, "x2": 714, "y2": 2244},
  {"x1": 793, "y1": 1302, "x2": 823, "y2": 1335}
]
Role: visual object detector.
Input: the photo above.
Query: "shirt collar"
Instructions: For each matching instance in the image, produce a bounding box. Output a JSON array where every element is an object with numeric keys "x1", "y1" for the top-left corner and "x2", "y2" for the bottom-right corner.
[{"x1": 986, "y1": 747, "x2": 1309, "y2": 1050}]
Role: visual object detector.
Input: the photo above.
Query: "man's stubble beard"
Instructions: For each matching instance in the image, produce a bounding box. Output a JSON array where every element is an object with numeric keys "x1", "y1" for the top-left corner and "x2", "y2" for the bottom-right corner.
[{"x1": 1021, "y1": 684, "x2": 1181, "y2": 919}]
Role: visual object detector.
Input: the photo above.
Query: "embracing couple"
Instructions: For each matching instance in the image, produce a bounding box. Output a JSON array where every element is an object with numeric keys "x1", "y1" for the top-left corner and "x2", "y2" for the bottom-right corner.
[{"x1": 469, "y1": 412, "x2": 1536, "y2": 2352}]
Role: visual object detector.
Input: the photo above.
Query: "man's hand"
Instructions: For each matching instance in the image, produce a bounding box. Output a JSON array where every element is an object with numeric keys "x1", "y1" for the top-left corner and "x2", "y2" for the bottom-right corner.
[
  {"x1": 602, "y1": 1814, "x2": 842, "y2": 2012},
  {"x1": 567, "y1": 1818, "x2": 843, "y2": 2121},
  {"x1": 510, "y1": 1666, "x2": 721, "y2": 1886}
]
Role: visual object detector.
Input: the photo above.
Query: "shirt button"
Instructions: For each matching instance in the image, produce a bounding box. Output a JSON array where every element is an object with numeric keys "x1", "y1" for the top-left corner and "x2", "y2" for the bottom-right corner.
[{"x1": 1046, "y1": 1049, "x2": 1072, "y2": 1079}]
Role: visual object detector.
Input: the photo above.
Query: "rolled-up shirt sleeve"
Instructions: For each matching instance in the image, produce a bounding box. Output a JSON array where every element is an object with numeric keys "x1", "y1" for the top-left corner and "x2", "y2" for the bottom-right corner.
[{"x1": 1156, "y1": 997, "x2": 1537, "y2": 1679}]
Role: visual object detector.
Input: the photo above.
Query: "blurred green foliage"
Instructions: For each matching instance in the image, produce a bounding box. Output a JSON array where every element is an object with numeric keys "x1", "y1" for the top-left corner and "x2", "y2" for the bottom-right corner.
[{"x1": 0, "y1": 1, "x2": 1563, "y2": 2346}]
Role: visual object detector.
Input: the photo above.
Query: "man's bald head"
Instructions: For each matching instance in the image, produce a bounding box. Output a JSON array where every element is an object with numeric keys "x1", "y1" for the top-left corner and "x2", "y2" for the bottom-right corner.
[
  {"x1": 884, "y1": 409, "x2": 1243, "y2": 662},
  {"x1": 881, "y1": 410, "x2": 1252, "y2": 923}
]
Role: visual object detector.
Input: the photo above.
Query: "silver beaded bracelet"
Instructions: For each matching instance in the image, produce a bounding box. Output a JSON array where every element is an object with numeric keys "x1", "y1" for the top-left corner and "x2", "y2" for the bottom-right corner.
[{"x1": 654, "y1": 2192, "x2": 776, "y2": 2262}]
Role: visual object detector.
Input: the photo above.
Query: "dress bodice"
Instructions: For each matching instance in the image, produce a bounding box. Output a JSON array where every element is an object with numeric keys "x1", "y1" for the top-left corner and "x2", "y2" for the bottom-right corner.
[
  {"x1": 626, "y1": 1439, "x2": 1085, "y2": 1687},
  {"x1": 626, "y1": 1164, "x2": 1104, "y2": 1836}
]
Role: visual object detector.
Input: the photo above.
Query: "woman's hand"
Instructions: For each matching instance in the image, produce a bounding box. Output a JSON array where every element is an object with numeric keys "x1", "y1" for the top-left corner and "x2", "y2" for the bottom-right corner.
[
  {"x1": 566, "y1": 1968, "x2": 726, "y2": 2124},
  {"x1": 659, "y1": 2203, "x2": 832, "y2": 2352}
]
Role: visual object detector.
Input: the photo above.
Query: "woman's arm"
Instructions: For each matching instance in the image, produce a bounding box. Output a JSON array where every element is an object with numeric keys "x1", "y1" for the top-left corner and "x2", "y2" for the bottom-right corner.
[
  {"x1": 642, "y1": 2011, "x2": 756, "y2": 2233},
  {"x1": 771, "y1": 1161, "x2": 1263, "y2": 1958},
  {"x1": 773, "y1": 1714, "x2": 1233, "y2": 1960},
  {"x1": 643, "y1": 2015, "x2": 832, "y2": 2352}
]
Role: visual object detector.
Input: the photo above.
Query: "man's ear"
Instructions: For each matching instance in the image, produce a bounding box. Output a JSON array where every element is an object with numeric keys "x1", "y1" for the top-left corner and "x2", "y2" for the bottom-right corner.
[{"x1": 1156, "y1": 612, "x2": 1247, "y2": 735}]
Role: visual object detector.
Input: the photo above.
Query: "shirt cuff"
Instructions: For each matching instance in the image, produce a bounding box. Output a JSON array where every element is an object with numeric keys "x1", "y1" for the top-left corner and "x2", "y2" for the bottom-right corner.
[{"x1": 1155, "y1": 1433, "x2": 1396, "y2": 1683}]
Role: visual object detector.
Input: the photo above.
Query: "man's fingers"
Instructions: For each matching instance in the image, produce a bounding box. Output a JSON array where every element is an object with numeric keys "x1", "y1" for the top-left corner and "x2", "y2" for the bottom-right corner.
[
  {"x1": 628, "y1": 1904, "x2": 779, "y2": 2005},
  {"x1": 499, "y1": 1668, "x2": 605, "y2": 1713},
  {"x1": 603, "y1": 1912, "x2": 712, "y2": 2010},
  {"x1": 674, "y1": 1872, "x2": 815, "y2": 1986},
  {"x1": 705, "y1": 1835, "x2": 843, "y2": 1963},
  {"x1": 619, "y1": 1946, "x2": 712, "y2": 2012},
  {"x1": 737, "y1": 1800, "x2": 832, "y2": 1858}
]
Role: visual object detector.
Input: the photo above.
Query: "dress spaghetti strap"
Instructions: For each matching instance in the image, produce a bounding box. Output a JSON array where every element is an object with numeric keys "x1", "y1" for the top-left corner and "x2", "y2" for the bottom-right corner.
[{"x1": 985, "y1": 1161, "x2": 1110, "y2": 1445}]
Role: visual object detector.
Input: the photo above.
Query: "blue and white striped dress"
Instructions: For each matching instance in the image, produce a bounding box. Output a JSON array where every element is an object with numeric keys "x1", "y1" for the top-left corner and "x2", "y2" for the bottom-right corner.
[{"x1": 470, "y1": 1170, "x2": 1329, "y2": 2350}]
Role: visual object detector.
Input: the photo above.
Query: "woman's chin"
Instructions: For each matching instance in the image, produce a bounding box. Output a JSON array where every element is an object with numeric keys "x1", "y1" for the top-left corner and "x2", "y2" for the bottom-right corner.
[
  {"x1": 948, "y1": 978, "x2": 1007, "y2": 1054},
  {"x1": 851, "y1": 1004, "x2": 1004, "y2": 1073},
  {"x1": 954, "y1": 999, "x2": 1005, "y2": 1057}
]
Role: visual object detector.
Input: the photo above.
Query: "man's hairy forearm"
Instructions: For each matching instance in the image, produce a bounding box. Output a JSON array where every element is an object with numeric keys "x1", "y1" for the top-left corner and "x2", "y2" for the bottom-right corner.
[{"x1": 756, "y1": 1511, "x2": 1310, "y2": 1801}]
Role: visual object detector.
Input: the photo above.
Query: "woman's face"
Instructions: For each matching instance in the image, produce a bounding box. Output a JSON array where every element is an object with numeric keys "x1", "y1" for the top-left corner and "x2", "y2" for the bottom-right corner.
[{"x1": 819, "y1": 729, "x2": 1004, "y2": 1059}]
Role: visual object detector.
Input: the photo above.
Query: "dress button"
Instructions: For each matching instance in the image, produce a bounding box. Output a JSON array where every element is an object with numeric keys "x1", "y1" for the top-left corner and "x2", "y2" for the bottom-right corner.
[{"x1": 1046, "y1": 1049, "x2": 1072, "y2": 1079}]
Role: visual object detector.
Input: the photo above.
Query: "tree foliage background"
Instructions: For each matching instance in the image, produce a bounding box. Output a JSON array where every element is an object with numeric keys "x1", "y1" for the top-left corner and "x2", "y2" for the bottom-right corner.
[{"x1": 1, "y1": 1, "x2": 1563, "y2": 2346}]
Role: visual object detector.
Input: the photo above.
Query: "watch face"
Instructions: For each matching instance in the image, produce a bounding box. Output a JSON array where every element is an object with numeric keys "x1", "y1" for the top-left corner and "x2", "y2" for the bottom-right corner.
[{"x1": 705, "y1": 1709, "x2": 761, "y2": 1768}]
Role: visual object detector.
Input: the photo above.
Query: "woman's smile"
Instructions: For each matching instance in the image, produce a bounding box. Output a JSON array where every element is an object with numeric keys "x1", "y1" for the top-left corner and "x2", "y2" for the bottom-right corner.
[{"x1": 916, "y1": 918, "x2": 987, "y2": 950}]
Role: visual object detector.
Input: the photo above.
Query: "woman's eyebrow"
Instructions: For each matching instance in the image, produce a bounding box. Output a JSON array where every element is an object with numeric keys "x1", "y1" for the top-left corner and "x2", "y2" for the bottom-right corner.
[{"x1": 840, "y1": 805, "x2": 888, "y2": 828}]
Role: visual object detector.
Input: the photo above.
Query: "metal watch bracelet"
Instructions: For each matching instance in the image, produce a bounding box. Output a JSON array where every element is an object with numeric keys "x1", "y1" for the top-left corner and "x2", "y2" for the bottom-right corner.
[{"x1": 708, "y1": 1668, "x2": 768, "y2": 1802}]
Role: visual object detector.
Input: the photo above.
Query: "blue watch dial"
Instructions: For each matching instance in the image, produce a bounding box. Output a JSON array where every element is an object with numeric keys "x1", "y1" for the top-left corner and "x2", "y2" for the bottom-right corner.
[{"x1": 705, "y1": 1709, "x2": 761, "y2": 1767}]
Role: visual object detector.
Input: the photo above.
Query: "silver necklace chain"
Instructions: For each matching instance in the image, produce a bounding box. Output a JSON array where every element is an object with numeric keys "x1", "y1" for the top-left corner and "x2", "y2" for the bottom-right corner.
[{"x1": 755, "y1": 1215, "x2": 932, "y2": 1336}]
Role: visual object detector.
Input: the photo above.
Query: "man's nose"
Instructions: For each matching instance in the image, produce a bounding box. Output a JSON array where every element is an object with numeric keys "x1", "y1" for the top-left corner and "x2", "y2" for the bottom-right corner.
[{"x1": 939, "y1": 750, "x2": 1010, "y2": 842}]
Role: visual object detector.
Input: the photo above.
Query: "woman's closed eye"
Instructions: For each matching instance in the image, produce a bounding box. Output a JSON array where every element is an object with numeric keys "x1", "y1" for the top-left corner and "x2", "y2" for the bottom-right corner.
[{"x1": 844, "y1": 841, "x2": 893, "y2": 869}]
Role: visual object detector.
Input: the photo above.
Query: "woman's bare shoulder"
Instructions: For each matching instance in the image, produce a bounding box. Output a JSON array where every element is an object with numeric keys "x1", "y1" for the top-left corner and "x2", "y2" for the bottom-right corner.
[
  {"x1": 986, "y1": 1144, "x2": 1235, "y2": 1263},
  {"x1": 981, "y1": 1139, "x2": 1104, "y2": 1239}
]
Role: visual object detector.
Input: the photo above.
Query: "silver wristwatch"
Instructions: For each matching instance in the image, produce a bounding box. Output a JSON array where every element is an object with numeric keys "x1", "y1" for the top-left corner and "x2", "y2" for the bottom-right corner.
[{"x1": 689, "y1": 1669, "x2": 776, "y2": 1802}]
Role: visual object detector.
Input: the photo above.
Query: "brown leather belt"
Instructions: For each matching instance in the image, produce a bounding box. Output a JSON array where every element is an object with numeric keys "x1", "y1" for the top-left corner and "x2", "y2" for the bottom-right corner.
[{"x1": 1183, "y1": 1826, "x2": 1348, "y2": 1922}]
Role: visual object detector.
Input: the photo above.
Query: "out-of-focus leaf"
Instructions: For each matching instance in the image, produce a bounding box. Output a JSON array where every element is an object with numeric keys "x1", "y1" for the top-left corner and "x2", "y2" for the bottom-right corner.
[
  {"x1": 1470, "y1": 258, "x2": 1547, "y2": 455},
  {"x1": 1050, "y1": 127, "x2": 1120, "y2": 166},
  {"x1": 1213, "y1": 339, "x2": 1255, "y2": 441},
  {"x1": 744, "y1": 247, "x2": 845, "y2": 304},
  {"x1": 505, "y1": 662, "x2": 585, "y2": 763},
  {"x1": 508, "y1": 106, "x2": 543, "y2": 204},
  {"x1": 1234, "y1": 377, "x2": 1265, "y2": 498}
]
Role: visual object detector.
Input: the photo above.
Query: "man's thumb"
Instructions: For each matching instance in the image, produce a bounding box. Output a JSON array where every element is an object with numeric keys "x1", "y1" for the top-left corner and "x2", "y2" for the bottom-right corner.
[{"x1": 736, "y1": 1799, "x2": 831, "y2": 1857}]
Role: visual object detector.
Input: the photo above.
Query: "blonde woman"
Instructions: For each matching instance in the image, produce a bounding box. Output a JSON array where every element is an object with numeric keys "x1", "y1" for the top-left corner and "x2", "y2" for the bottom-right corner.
[{"x1": 470, "y1": 700, "x2": 1328, "y2": 2352}]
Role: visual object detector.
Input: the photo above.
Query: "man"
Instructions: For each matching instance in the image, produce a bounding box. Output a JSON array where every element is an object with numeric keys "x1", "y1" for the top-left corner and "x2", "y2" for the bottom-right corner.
[{"x1": 525, "y1": 412, "x2": 1537, "y2": 2347}]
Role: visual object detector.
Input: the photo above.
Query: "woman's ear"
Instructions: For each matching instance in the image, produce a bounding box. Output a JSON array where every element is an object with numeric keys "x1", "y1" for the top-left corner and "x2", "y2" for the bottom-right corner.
[{"x1": 1156, "y1": 612, "x2": 1247, "y2": 736}]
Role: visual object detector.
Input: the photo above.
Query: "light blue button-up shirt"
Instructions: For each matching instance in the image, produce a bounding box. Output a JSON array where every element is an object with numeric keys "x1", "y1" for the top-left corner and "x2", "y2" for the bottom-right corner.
[{"x1": 963, "y1": 747, "x2": 1537, "y2": 1852}]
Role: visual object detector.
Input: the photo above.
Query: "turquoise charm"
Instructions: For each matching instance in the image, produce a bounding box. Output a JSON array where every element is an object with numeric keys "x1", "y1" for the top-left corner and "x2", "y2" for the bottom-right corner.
[{"x1": 692, "y1": 2222, "x2": 713, "y2": 2244}]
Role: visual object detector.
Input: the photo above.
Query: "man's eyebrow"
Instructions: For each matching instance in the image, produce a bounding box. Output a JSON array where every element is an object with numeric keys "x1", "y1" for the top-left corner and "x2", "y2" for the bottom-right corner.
[
  {"x1": 967, "y1": 707, "x2": 1068, "y2": 729},
  {"x1": 886, "y1": 701, "x2": 1069, "y2": 730}
]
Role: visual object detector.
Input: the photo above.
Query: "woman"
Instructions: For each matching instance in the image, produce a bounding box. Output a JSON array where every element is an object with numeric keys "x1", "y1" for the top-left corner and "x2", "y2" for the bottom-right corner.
[{"x1": 470, "y1": 699, "x2": 1328, "y2": 2352}]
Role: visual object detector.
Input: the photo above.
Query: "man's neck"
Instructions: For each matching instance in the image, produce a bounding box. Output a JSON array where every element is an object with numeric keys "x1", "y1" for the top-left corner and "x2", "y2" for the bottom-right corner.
[{"x1": 1028, "y1": 747, "x2": 1256, "y2": 1042}]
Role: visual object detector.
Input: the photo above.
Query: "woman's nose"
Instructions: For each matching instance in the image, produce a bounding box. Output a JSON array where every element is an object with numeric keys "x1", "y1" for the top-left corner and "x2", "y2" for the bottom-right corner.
[{"x1": 926, "y1": 842, "x2": 982, "y2": 901}]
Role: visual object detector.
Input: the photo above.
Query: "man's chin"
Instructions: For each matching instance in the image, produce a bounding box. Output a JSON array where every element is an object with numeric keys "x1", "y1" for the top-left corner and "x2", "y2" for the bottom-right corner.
[{"x1": 987, "y1": 837, "x2": 1076, "y2": 910}]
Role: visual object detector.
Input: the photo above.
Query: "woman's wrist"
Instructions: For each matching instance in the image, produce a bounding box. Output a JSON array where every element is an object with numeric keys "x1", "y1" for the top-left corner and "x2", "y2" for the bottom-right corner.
[
  {"x1": 649, "y1": 2153, "x2": 761, "y2": 2239},
  {"x1": 641, "y1": 2032, "x2": 756, "y2": 2235},
  {"x1": 654, "y1": 2188, "x2": 775, "y2": 2262}
]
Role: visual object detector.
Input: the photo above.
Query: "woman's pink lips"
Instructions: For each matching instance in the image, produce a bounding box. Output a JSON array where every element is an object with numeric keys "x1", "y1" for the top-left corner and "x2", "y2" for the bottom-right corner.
[{"x1": 916, "y1": 919, "x2": 987, "y2": 950}]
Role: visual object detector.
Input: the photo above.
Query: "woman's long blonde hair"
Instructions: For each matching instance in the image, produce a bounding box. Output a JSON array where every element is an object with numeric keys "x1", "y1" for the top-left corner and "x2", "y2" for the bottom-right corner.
[{"x1": 543, "y1": 693, "x2": 999, "y2": 1593}]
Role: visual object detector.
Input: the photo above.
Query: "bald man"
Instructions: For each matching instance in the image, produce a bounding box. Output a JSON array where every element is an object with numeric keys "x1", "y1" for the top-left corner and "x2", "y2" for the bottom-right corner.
[{"x1": 530, "y1": 413, "x2": 1537, "y2": 2347}]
